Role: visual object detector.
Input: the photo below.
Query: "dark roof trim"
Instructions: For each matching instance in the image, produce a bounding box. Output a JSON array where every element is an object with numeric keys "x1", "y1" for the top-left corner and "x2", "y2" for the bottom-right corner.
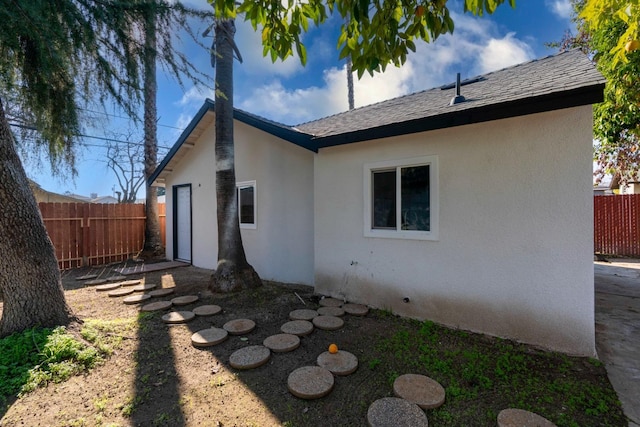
[
  {"x1": 149, "y1": 99, "x2": 315, "y2": 186},
  {"x1": 314, "y1": 83, "x2": 605, "y2": 149}
]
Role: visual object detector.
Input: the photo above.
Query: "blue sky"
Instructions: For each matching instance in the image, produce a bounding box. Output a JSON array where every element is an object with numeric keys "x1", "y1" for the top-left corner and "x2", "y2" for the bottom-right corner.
[{"x1": 24, "y1": 0, "x2": 576, "y2": 198}]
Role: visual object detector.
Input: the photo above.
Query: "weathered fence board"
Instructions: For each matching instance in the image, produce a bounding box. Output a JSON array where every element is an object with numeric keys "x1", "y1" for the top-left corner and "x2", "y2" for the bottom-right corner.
[
  {"x1": 594, "y1": 194, "x2": 640, "y2": 257},
  {"x1": 39, "y1": 202, "x2": 151, "y2": 269}
]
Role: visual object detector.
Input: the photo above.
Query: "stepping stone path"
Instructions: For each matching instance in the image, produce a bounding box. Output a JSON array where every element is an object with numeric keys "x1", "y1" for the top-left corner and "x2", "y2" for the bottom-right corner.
[
  {"x1": 123, "y1": 294, "x2": 151, "y2": 305},
  {"x1": 148, "y1": 288, "x2": 175, "y2": 297},
  {"x1": 497, "y1": 409, "x2": 557, "y2": 427},
  {"x1": 289, "y1": 309, "x2": 318, "y2": 321},
  {"x1": 84, "y1": 279, "x2": 107, "y2": 286},
  {"x1": 367, "y1": 397, "x2": 428, "y2": 427},
  {"x1": 229, "y1": 345, "x2": 271, "y2": 370},
  {"x1": 319, "y1": 297, "x2": 343, "y2": 307},
  {"x1": 317, "y1": 306, "x2": 344, "y2": 317},
  {"x1": 119, "y1": 279, "x2": 142, "y2": 287},
  {"x1": 393, "y1": 374, "x2": 445, "y2": 409},
  {"x1": 95, "y1": 282, "x2": 121, "y2": 292},
  {"x1": 191, "y1": 328, "x2": 228, "y2": 347},
  {"x1": 161, "y1": 311, "x2": 195, "y2": 324},
  {"x1": 281, "y1": 320, "x2": 314, "y2": 336},
  {"x1": 107, "y1": 287, "x2": 135, "y2": 297},
  {"x1": 312, "y1": 315, "x2": 344, "y2": 331},
  {"x1": 171, "y1": 295, "x2": 199, "y2": 306},
  {"x1": 317, "y1": 350, "x2": 358, "y2": 376},
  {"x1": 223, "y1": 319, "x2": 256, "y2": 335},
  {"x1": 288, "y1": 366, "x2": 334, "y2": 399},
  {"x1": 193, "y1": 305, "x2": 222, "y2": 316},
  {"x1": 263, "y1": 333, "x2": 300, "y2": 353},
  {"x1": 76, "y1": 274, "x2": 97, "y2": 281},
  {"x1": 106, "y1": 275, "x2": 126, "y2": 282},
  {"x1": 140, "y1": 300, "x2": 173, "y2": 312},
  {"x1": 343, "y1": 303, "x2": 369, "y2": 316},
  {"x1": 132, "y1": 284, "x2": 156, "y2": 292}
]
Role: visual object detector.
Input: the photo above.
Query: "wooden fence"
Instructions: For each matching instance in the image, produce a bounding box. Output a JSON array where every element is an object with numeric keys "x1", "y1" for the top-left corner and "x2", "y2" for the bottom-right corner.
[
  {"x1": 39, "y1": 202, "x2": 166, "y2": 270},
  {"x1": 594, "y1": 194, "x2": 640, "y2": 257}
]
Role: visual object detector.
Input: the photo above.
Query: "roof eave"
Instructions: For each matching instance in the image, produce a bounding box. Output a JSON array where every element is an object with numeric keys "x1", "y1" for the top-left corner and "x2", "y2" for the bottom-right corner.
[{"x1": 314, "y1": 83, "x2": 605, "y2": 149}]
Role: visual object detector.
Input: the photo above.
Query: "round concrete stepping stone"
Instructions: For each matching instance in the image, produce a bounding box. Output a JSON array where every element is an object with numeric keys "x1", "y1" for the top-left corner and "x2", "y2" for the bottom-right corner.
[
  {"x1": 106, "y1": 275, "x2": 126, "y2": 282},
  {"x1": 193, "y1": 304, "x2": 222, "y2": 316},
  {"x1": 229, "y1": 345, "x2": 271, "y2": 370},
  {"x1": 140, "y1": 300, "x2": 173, "y2": 312},
  {"x1": 191, "y1": 328, "x2": 228, "y2": 347},
  {"x1": 312, "y1": 315, "x2": 344, "y2": 331},
  {"x1": 107, "y1": 287, "x2": 135, "y2": 297},
  {"x1": 287, "y1": 366, "x2": 334, "y2": 399},
  {"x1": 76, "y1": 274, "x2": 97, "y2": 281},
  {"x1": 223, "y1": 318, "x2": 256, "y2": 335},
  {"x1": 171, "y1": 295, "x2": 199, "y2": 306},
  {"x1": 132, "y1": 283, "x2": 156, "y2": 292},
  {"x1": 84, "y1": 279, "x2": 107, "y2": 286},
  {"x1": 497, "y1": 409, "x2": 557, "y2": 427},
  {"x1": 367, "y1": 397, "x2": 428, "y2": 427},
  {"x1": 119, "y1": 279, "x2": 142, "y2": 287},
  {"x1": 393, "y1": 374, "x2": 445, "y2": 409},
  {"x1": 343, "y1": 303, "x2": 369, "y2": 316},
  {"x1": 161, "y1": 311, "x2": 195, "y2": 324},
  {"x1": 289, "y1": 309, "x2": 319, "y2": 321},
  {"x1": 263, "y1": 333, "x2": 300, "y2": 353},
  {"x1": 148, "y1": 288, "x2": 175, "y2": 297},
  {"x1": 317, "y1": 306, "x2": 345, "y2": 317},
  {"x1": 319, "y1": 297, "x2": 343, "y2": 307},
  {"x1": 95, "y1": 282, "x2": 121, "y2": 292},
  {"x1": 123, "y1": 294, "x2": 151, "y2": 305},
  {"x1": 317, "y1": 350, "x2": 358, "y2": 376},
  {"x1": 281, "y1": 320, "x2": 314, "y2": 336}
]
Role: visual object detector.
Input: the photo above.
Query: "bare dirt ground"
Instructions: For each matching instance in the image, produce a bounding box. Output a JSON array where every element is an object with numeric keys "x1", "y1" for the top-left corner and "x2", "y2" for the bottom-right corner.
[{"x1": 0, "y1": 259, "x2": 627, "y2": 427}]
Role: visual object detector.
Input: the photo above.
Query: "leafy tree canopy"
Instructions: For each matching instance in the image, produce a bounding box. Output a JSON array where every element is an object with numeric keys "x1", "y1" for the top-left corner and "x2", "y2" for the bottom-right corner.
[
  {"x1": 0, "y1": 1, "x2": 211, "y2": 174},
  {"x1": 567, "y1": 1, "x2": 640, "y2": 184},
  {"x1": 210, "y1": 0, "x2": 514, "y2": 77}
]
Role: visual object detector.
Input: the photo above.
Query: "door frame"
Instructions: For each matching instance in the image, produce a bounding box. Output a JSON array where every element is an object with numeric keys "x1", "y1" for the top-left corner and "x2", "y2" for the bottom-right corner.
[{"x1": 172, "y1": 184, "x2": 192, "y2": 263}]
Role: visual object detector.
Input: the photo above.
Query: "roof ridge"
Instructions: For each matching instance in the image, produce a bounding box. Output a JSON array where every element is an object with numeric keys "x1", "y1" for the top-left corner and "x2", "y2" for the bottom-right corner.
[{"x1": 294, "y1": 49, "x2": 583, "y2": 128}]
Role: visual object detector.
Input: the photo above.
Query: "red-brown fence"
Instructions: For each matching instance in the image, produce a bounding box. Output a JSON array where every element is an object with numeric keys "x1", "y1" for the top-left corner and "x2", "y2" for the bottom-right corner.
[
  {"x1": 594, "y1": 194, "x2": 640, "y2": 257},
  {"x1": 39, "y1": 202, "x2": 149, "y2": 270}
]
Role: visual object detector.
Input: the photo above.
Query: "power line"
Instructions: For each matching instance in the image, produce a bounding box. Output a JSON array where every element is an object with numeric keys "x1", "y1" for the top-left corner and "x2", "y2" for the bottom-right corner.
[
  {"x1": 8, "y1": 122, "x2": 173, "y2": 150},
  {"x1": 79, "y1": 107, "x2": 186, "y2": 131}
]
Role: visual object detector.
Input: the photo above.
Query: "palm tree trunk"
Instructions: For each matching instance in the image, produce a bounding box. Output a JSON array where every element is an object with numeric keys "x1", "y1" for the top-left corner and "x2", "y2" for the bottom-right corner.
[
  {"x1": 209, "y1": 19, "x2": 261, "y2": 292},
  {"x1": 143, "y1": 2, "x2": 162, "y2": 255},
  {"x1": 0, "y1": 99, "x2": 76, "y2": 337}
]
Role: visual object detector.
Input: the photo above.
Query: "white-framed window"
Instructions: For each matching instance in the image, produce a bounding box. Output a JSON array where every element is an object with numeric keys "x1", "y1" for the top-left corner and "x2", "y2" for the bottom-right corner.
[
  {"x1": 363, "y1": 156, "x2": 438, "y2": 240},
  {"x1": 236, "y1": 180, "x2": 256, "y2": 229}
]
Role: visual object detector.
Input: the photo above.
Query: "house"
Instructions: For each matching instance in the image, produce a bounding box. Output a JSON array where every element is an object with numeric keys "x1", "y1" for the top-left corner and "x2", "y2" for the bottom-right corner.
[
  {"x1": 150, "y1": 49, "x2": 605, "y2": 356},
  {"x1": 29, "y1": 180, "x2": 89, "y2": 203}
]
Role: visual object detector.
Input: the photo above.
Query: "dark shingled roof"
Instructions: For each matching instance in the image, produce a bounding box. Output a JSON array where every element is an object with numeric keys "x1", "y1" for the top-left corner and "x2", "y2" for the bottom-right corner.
[
  {"x1": 294, "y1": 49, "x2": 605, "y2": 148},
  {"x1": 150, "y1": 49, "x2": 604, "y2": 186}
]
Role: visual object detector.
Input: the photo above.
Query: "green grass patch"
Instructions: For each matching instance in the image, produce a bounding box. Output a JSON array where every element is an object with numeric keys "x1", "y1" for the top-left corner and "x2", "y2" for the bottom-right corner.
[
  {"x1": 372, "y1": 317, "x2": 626, "y2": 427},
  {"x1": 0, "y1": 316, "x2": 140, "y2": 407}
]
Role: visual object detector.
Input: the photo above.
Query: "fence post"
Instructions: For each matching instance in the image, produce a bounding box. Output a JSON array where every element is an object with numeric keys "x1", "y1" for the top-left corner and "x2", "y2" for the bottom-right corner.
[{"x1": 81, "y1": 203, "x2": 90, "y2": 266}]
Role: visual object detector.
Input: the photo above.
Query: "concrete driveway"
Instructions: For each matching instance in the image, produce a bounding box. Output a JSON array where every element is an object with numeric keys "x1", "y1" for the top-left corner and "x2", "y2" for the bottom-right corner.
[{"x1": 595, "y1": 260, "x2": 640, "y2": 427}]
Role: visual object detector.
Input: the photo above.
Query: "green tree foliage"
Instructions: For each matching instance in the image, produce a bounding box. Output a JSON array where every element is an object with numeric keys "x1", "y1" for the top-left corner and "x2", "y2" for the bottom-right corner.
[
  {"x1": 567, "y1": 1, "x2": 640, "y2": 184},
  {"x1": 0, "y1": 0, "x2": 210, "y2": 173},
  {"x1": 210, "y1": 0, "x2": 514, "y2": 77}
]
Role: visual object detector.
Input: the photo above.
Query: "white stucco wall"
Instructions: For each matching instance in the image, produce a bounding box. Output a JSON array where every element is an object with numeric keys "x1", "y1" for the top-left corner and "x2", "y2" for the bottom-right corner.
[
  {"x1": 164, "y1": 119, "x2": 315, "y2": 285},
  {"x1": 314, "y1": 106, "x2": 595, "y2": 355}
]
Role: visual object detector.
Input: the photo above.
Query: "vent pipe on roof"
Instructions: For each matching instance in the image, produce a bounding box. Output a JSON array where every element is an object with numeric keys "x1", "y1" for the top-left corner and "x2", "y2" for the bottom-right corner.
[{"x1": 449, "y1": 73, "x2": 465, "y2": 105}]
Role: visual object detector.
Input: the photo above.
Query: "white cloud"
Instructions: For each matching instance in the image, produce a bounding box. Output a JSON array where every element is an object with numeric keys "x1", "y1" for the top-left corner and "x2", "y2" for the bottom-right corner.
[
  {"x1": 546, "y1": 0, "x2": 573, "y2": 19},
  {"x1": 176, "y1": 85, "x2": 215, "y2": 107},
  {"x1": 476, "y1": 33, "x2": 535, "y2": 74}
]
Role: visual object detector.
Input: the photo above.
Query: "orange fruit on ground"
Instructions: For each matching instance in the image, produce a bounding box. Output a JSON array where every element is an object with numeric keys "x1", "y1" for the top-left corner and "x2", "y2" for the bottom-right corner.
[
  {"x1": 625, "y1": 39, "x2": 640, "y2": 53},
  {"x1": 328, "y1": 343, "x2": 338, "y2": 354}
]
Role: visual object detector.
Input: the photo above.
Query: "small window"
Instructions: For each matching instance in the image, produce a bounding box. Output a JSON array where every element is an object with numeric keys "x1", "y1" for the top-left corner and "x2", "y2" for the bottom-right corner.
[
  {"x1": 237, "y1": 181, "x2": 256, "y2": 229},
  {"x1": 364, "y1": 156, "x2": 438, "y2": 240}
]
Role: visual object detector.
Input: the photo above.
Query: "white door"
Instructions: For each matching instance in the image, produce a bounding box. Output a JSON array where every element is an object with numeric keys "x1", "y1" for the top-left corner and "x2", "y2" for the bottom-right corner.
[{"x1": 175, "y1": 185, "x2": 191, "y2": 262}]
